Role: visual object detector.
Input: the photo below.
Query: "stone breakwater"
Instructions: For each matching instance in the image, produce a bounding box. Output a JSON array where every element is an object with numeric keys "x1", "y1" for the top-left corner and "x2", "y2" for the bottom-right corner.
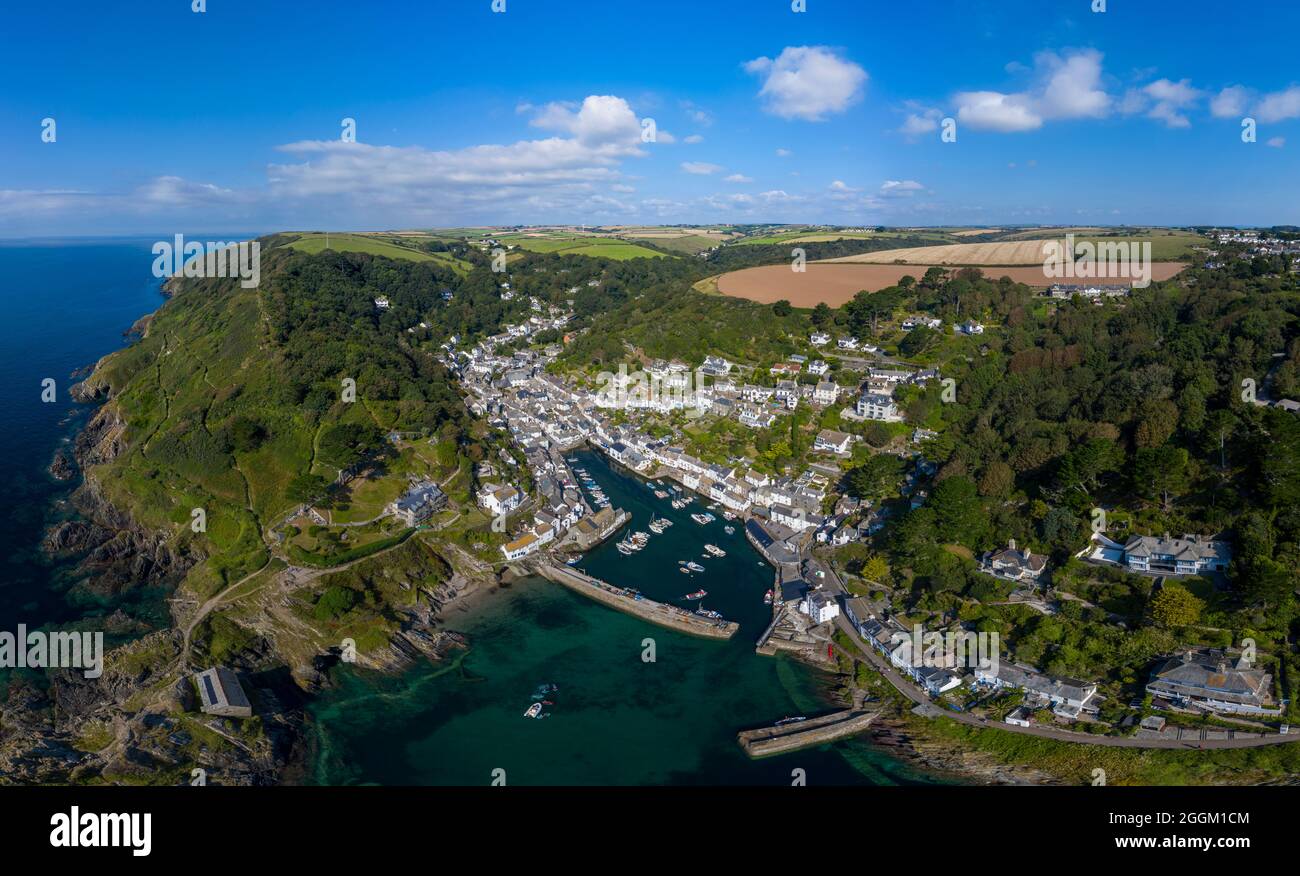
[{"x1": 534, "y1": 562, "x2": 738, "y2": 640}]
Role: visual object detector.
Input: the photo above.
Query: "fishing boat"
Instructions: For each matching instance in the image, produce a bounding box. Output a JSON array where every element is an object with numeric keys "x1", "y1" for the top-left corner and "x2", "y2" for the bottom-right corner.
[
  {"x1": 703, "y1": 544, "x2": 726, "y2": 558},
  {"x1": 682, "y1": 589, "x2": 707, "y2": 600},
  {"x1": 685, "y1": 561, "x2": 705, "y2": 572},
  {"x1": 524, "y1": 702, "x2": 543, "y2": 719}
]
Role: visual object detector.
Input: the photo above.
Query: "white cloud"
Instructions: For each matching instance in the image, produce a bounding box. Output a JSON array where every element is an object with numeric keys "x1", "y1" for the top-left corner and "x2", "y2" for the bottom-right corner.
[
  {"x1": 1210, "y1": 85, "x2": 1251, "y2": 118},
  {"x1": 684, "y1": 134, "x2": 704, "y2": 144},
  {"x1": 953, "y1": 49, "x2": 1110, "y2": 133},
  {"x1": 681, "y1": 161, "x2": 723, "y2": 175},
  {"x1": 1141, "y1": 78, "x2": 1201, "y2": 128},
  {"x1": 724, "y1": 173, "x2": 753, "y2": 183},
  {"x1": 955, "y1": 90, "x2": 1041, "y2": 132},
  {"x1": 743, "y1": 46, "x2": 867, "y2": 121},
  {"x1": 680, "y1": 101, "x2": 714, "y2": 126},
  {"x1": 775, "y1": 148, "x2": 792, "y2": 157},
  {"x1": 900, "y1": 105, "x2": 942, "y2": 136},
  {"x1": 1256, "y1": 86, "x2": 1300, "y2": 123},
  {"x1": 526, "y1": 95, "x2": 644, "y2": 147},
  {"x1": 1267, "y1": 136, "x2": 1286, "y2": 148},
  {"x1": 879, "y1": 179, "x2": 925, "y2": 198}
]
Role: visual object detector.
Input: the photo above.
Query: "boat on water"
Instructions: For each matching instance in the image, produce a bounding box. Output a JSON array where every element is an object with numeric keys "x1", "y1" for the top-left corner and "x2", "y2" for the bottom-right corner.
[
  {"x1": 683, "y1": 589, "x2": 707, "y2": 600},
  {"x1": 531, "y1": 683, "x2": 559, "y2": 699},
  {"x1": 722, "y1": 510, "x2": 737, "y2": 521},
  {"x1": 679, "y1": 567, "x2": 692, "y2": 574},
  {"x1": 648, "y1": 517, "x2": 671, "y2": 534},
  {"x1": 723, "y1": 525, "x2": 735, "y2": 535},
  {"x1": 653, "y1": 490, "x2": 669, "y2": 499},
  {"x1": 764, "y1": 589, "x2": 773, "y2": 605},
  {"x1": 774, "y1": 716, "x2": 807, "y2": 726},
  {"x1": 566, "y1": 555, "x2": 583, "y2": 565},
  {"x1": 524, "y1": 702, "x2": 543, "y2": 719},
  {"x1": 695, "y1": 607, "x2": 723, "y2": 620},
  {"x1": 703, "y1": 544, "x2": 726, "y2": 558},
  {"x1": 685, "y1": 561, "x2": 705, "y2": 572},
  {"x1": 691, "y1": 512, "x2": 715, "y2": 525}
]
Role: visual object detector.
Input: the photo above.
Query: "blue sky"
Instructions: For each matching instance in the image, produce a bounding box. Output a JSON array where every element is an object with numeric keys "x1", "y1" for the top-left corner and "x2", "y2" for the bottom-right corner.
[{"x1": 2, "y1": 0, "x2": 1298, "y2": 235}]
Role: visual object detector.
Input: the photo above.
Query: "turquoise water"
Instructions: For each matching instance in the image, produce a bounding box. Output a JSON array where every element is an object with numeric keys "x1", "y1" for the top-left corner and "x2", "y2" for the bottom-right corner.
[{"x1": 306, "y1": 450, "x2": 949, "y2": 785}]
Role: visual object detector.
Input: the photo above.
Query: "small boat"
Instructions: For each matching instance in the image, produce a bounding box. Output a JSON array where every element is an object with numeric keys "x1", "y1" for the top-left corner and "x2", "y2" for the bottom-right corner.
[
  {"x1": 722, "y1": 511, "x2": 737, "y2": 521},
  {"x1": 524, "y1": 702, "x2": 543, "y2": 719},
  {"x1": 566, "y1": 555, "x2": 583, "y2": 565},
  {"x1": 654, "y1": 490, "x2": 668, "y2": 499},
  {"x1": 703, "y1": 544, "x2": 726, "y2": 558},
  {"x1": 764, "y1": 589, "x2": 773, "y2": 605},
  {"x1": 691, "y1": 513, "x2": 712, "y2": 525},
  {"x1": 774, "y1": 716, "x2": 807, "y2": 726},
  {"x1": 685, "y1": 561, "x2": 705, "y2": 572},
  {"x1": 683, "y1": 589, "x2": 707, "y2": 600},
  {"x1": 723, "y1": 525, "x2": 735, "y2": 535},
  {"x1": 679, "y1": 567, "x2": 692, "y2": 574}
]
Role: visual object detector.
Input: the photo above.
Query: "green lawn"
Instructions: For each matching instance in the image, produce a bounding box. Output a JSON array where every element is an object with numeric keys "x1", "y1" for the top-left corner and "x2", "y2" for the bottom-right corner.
[{"x1": 286, "y1": 233, "x2": 472, "y2": 272}]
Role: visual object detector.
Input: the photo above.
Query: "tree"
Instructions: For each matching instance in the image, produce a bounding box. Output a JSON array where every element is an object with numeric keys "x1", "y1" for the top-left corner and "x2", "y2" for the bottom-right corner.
[
  {"x1": 772, "y1": 299, "x2": 793, "y2": 317},
  {"x1": 286, "y1": 472, "x2": 331, "y2": 506},
  {"x1": 846, "y1": 454, "x2": 905, "y2": 499},
  {"x1": 1149, "y1": 583, "x2": 1204, "y2": 628},
  {"x1": 860, "y1": 553, "x2": 890, "y2": 583},
  {"x1": 318, "y1": 422, "x2": 387, "y2": 470},
  {"x1": 978, "y1": 461, "x2": 1015, "y2": 498},
  {"x1": 1131, "y1": 445, "x2": 1189, "y2": 511},
  {"x1": 811, "y1": 302, "x2": 833, "y2": 328}
]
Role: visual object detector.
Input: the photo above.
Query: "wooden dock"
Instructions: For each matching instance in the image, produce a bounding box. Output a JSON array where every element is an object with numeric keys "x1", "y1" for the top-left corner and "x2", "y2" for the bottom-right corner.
[
  {"x1": 737, "y1": 709, "x2": 879, "y2": 758},
  {"x1": 535, "y1": 562, "x2": 739, "y2": 640}
]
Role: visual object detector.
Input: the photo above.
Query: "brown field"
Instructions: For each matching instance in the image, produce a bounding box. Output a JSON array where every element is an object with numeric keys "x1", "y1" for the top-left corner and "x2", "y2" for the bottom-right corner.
[
  {"x1": 824, "y1": 240, "x2": 1063, "y2": 266},
  {"x1": 950, "y1": 228, "x2": 1005, "y2": 237},
  {"x1": 714, "y1": 263, "x2": 1186, "y2": 306}
]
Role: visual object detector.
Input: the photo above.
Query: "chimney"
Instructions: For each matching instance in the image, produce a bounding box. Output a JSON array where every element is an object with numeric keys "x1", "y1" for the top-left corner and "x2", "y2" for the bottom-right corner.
[{"x1": 1007, "y1": 538, "x2": 1016, "y2": 552}]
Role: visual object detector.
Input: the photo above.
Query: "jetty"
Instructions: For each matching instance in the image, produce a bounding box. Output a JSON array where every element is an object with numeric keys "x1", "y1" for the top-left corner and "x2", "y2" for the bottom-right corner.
[
  {"x1": 535, "y1": 562, "x2": 738, "y2": 640},
  {"x1": 737, "y1": 709, "x2": 880, "y2": 758}
]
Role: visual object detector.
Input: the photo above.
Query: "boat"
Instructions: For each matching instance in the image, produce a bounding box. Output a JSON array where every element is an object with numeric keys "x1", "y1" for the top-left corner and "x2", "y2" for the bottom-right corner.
[
  {"x1": 691, "y1": 512, "x2": 713, "y2": 525},
  {"x1": 722, "y1": 510, "x2": 737, "y2": 521},
  {"x1": 764, "y1": 589, "x2": 773, "y2": 605},
  {"x1": 679, "y1": 567, "x2": 692, "y2": 574},
  {"x1": 774, "y1": 716, "x2": 807, "y2": 726},
  {"x1": 566, "y1": 555, "x2": 583, "y2": 565},
  {"x1": 695, "y1": 607, "x2": 723, "y2": 620},
  {"x1": 653, "y1": 490, "x2": 668, "y2": 499},
  {"x1": 723, "y1": 525, "x2": 735, "y2": 535},
  {"x1": 685, "y1": 561, "x2": 705, "y2": 572},
  {"x1": 683, "y1": 589, "x2": 707, "y2": 600},
  {"x1": 616, "y1": 542, "x2": 635, "y2": 555},
  {"x1": 524, "y1": 702, "x2": 543, "y2": 719},
  {"x1": 703, "y1": 544, "x2": 726, "y2": 558},
  {"x1": 531, "y1": 683, "x2": 559, "y2": 699}
]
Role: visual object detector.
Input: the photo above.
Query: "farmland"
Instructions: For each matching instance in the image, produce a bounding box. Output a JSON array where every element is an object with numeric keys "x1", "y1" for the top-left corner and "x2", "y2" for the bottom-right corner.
[
  {"x1": 823, "y1": 232, "x2": 1202, "y2": 267},
  {"x1": 285, "y1": 232, "x2": 472, "y2": 273},
  {"x1": 715, "y1": 262, "x2": 1188, "y2": 306},
  {"x1": 498, "y1": 234, "x2": 670, "y2": 259}
]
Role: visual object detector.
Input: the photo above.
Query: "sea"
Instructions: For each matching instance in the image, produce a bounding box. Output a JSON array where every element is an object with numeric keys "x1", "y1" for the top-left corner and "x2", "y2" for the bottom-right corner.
[{"x1": 0, "y1": 238, "x2": 950, "y2": 787}]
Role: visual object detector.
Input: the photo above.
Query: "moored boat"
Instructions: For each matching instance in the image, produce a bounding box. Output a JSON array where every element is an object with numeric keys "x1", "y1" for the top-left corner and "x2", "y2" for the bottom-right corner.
[
  {"x1": 524, "y1": 702, "x2": 543, "y2": 719},
  {"x1": 683, "y1": 589, "x2": 707, "y2": 600}
]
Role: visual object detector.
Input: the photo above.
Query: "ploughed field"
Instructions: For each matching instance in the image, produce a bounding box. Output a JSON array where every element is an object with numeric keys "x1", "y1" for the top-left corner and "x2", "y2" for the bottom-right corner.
[{"x1": 715, "y1": 262, "x2": 1187, "y2": 306}]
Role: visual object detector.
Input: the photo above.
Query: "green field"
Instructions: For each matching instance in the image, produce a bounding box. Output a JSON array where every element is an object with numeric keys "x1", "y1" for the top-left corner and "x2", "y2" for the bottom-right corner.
[
  {"x1": 286, "y1": 233, "x2": 472, "y2": 273},
  {"x1": 505, "y1": 236, "x2": 670, "y2": 259},
  {"x1": 997, "y1": 228, "x2": 1206, "y2": 260},
  {"x1": 737, "y1": 230, "x2": 953, "y2": 246}
]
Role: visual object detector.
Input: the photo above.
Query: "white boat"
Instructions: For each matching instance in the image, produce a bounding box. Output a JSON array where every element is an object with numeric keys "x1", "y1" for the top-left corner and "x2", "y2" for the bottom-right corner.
[
  {"x1": 524, "y1": 702, "x2": 543, "y2": 719},
  {"x1": 703, "y1": 544, "x2": 726, "y2": 558},
  {"x1": 691, "y1": 512, "x2": 713, "y2": 525},
  {"x1": 685, "y1": 561, "x2": 705, "y2": 572},
  {"x1": 723, "y1": 525, "x2": 735, "y2": 535}
]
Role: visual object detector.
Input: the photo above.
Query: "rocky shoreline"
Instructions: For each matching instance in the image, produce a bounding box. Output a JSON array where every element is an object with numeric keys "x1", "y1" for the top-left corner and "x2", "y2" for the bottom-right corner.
[{"x1": 2, "y1": 345, "x2": 490, "y2": 785}]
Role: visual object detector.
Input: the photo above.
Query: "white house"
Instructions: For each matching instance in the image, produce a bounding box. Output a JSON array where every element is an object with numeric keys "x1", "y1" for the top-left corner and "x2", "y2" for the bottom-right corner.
[
  {"x1": 814, "y1": 429, "x2": 853, "y2": 456},
  {"x1": 799, "y1": 590, "x2": 840, "y2": 624},
  {"x1": 810, "y1": 332, "x2": 831, "y2": 346},
  {"x1": 813, "y1": 381, "x2": 839, "y2": 405},
  {"x1": 837, "y1": 336, "x2": 860, "y2": 350},
  {"x1": 856, "y1": 392, "x2": 902, "y2": 422},
  {"x1": 807, "y1": 359, "x2": 830, "y2": 376}
]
